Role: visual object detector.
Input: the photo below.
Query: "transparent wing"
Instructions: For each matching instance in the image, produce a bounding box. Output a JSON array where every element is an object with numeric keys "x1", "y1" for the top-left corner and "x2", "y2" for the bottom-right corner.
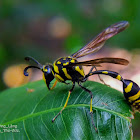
[
  {"x1": 66, "y1": 58, "x2": 129, "y2": 67},
  {"x1": 71, "y1": 21, "x2": 129, "y2": 58}
]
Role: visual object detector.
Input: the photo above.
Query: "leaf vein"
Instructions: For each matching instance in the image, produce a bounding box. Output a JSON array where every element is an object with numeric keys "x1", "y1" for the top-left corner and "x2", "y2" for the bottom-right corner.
[
  {"x1": 41, "y1": 115, "x2": 56, "y2": 140},
  {"x1": 23, "y1": 120, "x2": 30, "y2": 140},
  {"x1": 2, "y1": 104, "x2": 130, "y2": 125},
  {"x1": 61, "y1": 114, "x2": 72, "y2": 140},
  {"x1": 32, "y1": 118, "x2": 43, "y2": 140}
]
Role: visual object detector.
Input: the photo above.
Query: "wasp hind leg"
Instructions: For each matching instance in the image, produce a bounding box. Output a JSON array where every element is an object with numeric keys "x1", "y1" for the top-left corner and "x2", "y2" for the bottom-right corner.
[
  {"x1": 78, "y1": 83, "x2": 98, "y2": 132},
  {"x1": 87, "y1": 66, "x2": 110, "y2": 87},
  {"x1": 52, "y1": 82, "x2": 75, "y2": 122},
  {"x1": 95, "y1": 67, "x2": 110, "y2": 87},
  {"x1": 87, "y1": 66, "x2": 96, "y2": 75}
]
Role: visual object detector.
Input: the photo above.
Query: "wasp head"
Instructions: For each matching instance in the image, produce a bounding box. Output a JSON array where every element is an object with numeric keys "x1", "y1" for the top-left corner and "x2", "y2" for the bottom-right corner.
[{"x1": 24, "y1": 56, "x2": 54, "y2": 90}]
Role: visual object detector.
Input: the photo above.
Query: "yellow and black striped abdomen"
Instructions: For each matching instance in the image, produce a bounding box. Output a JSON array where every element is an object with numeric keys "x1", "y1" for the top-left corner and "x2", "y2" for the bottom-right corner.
[
  {"x1": 53, "y1": 57, "x2": 85, "y2": 82},
  {"x1": 123, "y1": 79, "x2": 140, "y2": 112},
  {"x1": 86, "y1": 70, "x2": 140, "y2": 112}
]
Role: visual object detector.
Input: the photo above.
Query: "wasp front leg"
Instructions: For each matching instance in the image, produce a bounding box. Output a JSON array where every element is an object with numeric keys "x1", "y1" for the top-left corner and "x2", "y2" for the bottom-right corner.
[
  {"x1": 52, "y1": 82, "x2": 75, "y2": 122},
  {"x1": 50, "y1": 80, "x2": 58, "y2": 90}
]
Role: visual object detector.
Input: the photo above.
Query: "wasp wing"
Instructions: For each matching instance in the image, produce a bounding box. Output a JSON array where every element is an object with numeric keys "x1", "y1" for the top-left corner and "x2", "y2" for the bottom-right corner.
[
  {"x1": 71, "y1": 21, "x2": 129, "y2": 58},
  {"x1": 66, "y1": 58, "x2": 129, "y2": 67}
]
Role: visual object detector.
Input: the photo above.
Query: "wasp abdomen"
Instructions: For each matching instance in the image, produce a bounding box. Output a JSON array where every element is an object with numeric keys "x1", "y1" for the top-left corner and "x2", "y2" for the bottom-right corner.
[
  {"x1": 123, "y1": 79, "x2": 140, "y2": 112},
  {"x1": 86, "y1": 70, "x2": 140, "y2": 112}
]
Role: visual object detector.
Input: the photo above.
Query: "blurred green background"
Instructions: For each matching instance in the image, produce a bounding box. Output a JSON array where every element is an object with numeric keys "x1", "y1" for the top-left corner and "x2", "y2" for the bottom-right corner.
[{"x1": 0, "y1": 0, "x2": 140, "y2": 139}]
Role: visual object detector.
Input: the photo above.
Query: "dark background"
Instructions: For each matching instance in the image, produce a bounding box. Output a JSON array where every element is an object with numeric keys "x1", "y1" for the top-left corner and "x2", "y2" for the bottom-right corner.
[{"x1": 0, "y1": 0, "x2": 140, "y2": 139}]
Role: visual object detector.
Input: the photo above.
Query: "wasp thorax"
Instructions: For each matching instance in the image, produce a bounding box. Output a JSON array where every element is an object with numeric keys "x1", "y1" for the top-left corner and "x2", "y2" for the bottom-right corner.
[{"x1": 52, "y1": 57, "x2": 85, "y2": 82}]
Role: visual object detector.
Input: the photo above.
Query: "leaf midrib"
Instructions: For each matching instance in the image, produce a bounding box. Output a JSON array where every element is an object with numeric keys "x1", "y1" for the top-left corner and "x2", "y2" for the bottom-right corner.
[{"x1": 2, "y1": 104, "x2": 130, "y2": 125}]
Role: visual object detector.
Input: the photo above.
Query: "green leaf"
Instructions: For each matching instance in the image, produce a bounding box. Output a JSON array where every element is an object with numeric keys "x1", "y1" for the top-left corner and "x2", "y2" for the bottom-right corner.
[{"x1": 0, "y1": 80, "x2": 133, "y2": 140}]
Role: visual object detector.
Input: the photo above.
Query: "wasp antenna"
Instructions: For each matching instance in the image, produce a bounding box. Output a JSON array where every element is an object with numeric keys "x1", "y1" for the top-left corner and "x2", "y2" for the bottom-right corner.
[
  {"x1": 114, "y1": 21, "x2": 129, "y2": 33},
  {"x1": 25, "y1": 56, "x2": 42, "y2": 68},
  {"x1": 24, "y1": 66, "x2": 40, "y2": 76}
]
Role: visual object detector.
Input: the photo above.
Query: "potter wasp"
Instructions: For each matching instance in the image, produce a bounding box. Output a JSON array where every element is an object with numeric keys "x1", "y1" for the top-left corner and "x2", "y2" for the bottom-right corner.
[{"x1": 24, "y1": 21, "x2": 132, "y2": 131}]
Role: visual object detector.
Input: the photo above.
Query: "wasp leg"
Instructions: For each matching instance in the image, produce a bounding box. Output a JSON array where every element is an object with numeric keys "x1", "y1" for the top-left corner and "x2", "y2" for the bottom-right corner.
[
  {"x1": 87, "y1": 66, "x2": 110, "y2": 86},
  {"x1": 94, "y1": 67, "x2": 110, "y2": 87},
  {"x1": 85, "y1": 70, "x2": 123, "y2": 83},
  {"x1": 50, "y1": 80, "x2": 58, "y2": 90},
  {"x1": 78, "y1": 83, "x2": 98, "y2": 132},
  {"x1": 82, "y1": 66, "x2": 96, "y2": 82},
  {"x1": 88, "y1": 66, "x2": 96, "y2": 74},
  {"x1": 52, "y1": 82, "x2": 75, "y2": 122}
]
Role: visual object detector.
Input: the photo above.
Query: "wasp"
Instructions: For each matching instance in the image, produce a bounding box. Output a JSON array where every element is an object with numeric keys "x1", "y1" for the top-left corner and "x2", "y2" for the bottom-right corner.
[
  {"x1": 86, "y1": 70, "x2": 140, "y2": 113},
  {"x1": 24, "y1": 21, "x2": 129, "y2": 131}
]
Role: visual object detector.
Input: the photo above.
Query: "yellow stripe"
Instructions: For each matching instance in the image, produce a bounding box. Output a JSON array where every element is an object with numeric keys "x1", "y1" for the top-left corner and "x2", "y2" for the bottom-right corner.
[
  {"x1": 116, "y1": 75, "x2": 121, "y2": 81},
  {"x1": 50, "y1": 80, "x2": 58, "y2": 90},
  {"x1": 90, "y1": 98, "x2": 93, "y2": 113},
  {"x1": 63, "y1": 62, "x2": 69, "y2": 66},
  {"x1": 57, "y1": 61, "x2": 61, "y2": 64},
  {"x1": 75, "y1": 66, "x2": 84, "y2": 77},
  {"x1": 43, "y1": 73, "x2": 46, "y2": 82},
  {"x1": 129, "y1": 91, "x2": 140, "y2": 101},
  {"x1": 43, "y1": 66, "x2": 48, "y2": 72},
  {"x1": 102, "y1": 71, "x2": 108, "y2": 74},
  {"x1": 52, "y1": 70, "x2": 55, "y2": 76},
  {"x1": 135, "y1": 99, "x2": 140, "y2": 103},
  {"x1": 124, "y1": 82, "x2": 133, "y2": 93},
  {"x1": 70, "y1": 59, "x2": 75, "y2": 63},
  {"x1": 132, "y1": 102, "x2": 136, "y2": 106},
  {"x1": 62, "y1": 68, "x2": 72, "y2": 79},
  {"x1": 53, "y1": 63, "x2": 59, "y2": 74},
  {"x1": 55, "y1": 74, "x2": 64, "y2": 82},
  {"x1": 64, "y1": 91, "x2": 71, "y2": 108}
]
